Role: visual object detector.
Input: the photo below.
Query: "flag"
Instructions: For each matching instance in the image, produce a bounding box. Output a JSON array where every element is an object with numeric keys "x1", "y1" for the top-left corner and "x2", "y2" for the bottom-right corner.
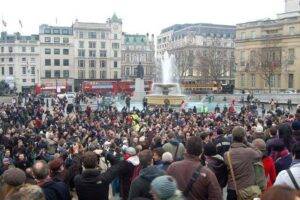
[
  {"x1": 55, "y1": 17, "x2": 58, "y2": 25},
  {"x1": 19, "y1": 20, "x2": 23, "y2": 28},
  {"x1": 2, "y1": 19, "x2": 7, "y2": 27}
]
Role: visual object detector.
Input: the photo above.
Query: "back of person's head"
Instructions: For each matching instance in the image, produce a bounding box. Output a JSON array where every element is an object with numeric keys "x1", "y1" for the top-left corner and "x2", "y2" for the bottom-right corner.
[
  {"x1": 269, "y1": 126, "x2": 278, "y2": 136},
  {"x1": 162, "y1": 152, "x2": 173, "y2": 163},
  {"x1": 232, "y1": 126, "x2": 246, "y2": 143},
  {"x1": 32, "y1": 160, "x2": 49, "y2": 181},
  {"x1": 203, "y1": 142, "x2": 217, "y2": 157},
  {"x1": 167, "y1": 133, "x2": 175, "y2": 140},
  {"x1": 151, "y1": 175, "x2": 179, "y2": 200},
  {"x1": 252, "y1": 138, "x2": 266, "y2": 153},
  {"x1": 6, "y1": 184, "x2": 45, "y2": 200},
  {"x1": 186, "y1": 136, "x2": 203, "y2": 157},
  {"x1": 261, "y1": 185, "x2": 300, "y2": 200},
  {"x1": 153, "y1": 148, "x2": 165, "y2": 159},
  {"x1": 82, "y1": 151, "x2": 98, "y2": 169},
  {"x1": 278, "y1": 123, "x2": 293, "y2": 150},
  {"x1": 292, "y1": 142, "x2": 300, "y2": 160},
  {"x1": 139, "y1": 149, "x2": 153, "y2": 168}
]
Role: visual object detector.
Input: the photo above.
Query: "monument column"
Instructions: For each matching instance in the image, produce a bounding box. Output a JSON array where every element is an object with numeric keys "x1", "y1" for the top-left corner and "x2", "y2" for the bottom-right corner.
[{"x1": 132, "y1": 62, "x2": 146, "y2": 101}]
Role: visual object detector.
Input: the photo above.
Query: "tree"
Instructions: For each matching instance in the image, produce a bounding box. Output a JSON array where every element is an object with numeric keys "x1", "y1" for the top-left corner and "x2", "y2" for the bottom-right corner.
[
  {"x1": 196, "y1": 38, "x2": 232, "y2": 83},
  {"x1": 174, "y1": 48, "x2": 195, "y2": 80},
  {"x1": 0, "y1": 80, "x2": 10, "y2": 95}
]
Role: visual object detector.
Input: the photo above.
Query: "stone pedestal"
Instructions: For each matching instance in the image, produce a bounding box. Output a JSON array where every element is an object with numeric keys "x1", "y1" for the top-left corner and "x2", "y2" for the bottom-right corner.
[{"x1": 132, "y1": 78, "x2": 146, "y2": 101}]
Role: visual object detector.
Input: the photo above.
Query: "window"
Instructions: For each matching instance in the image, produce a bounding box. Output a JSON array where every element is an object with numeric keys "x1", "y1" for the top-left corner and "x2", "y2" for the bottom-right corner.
[
  {"x1": 89, "y1": 41, "x2": 96, "y2": 48},
  {"x1": 63, "y1": 38, "x2": 69, "y2": 44},
  {"x1": 22, "y1": 67, "x2": 26, "y2": 75},
  {"x1": 22, "y1": 57, "x2": 26, "y2": 62},
  {"x1": 22, "y1": 47, "x2": 26, "y2": 52},
  {"x1": 78, "y1": 70, "x2": 85, "y2": 79},
  {"x1": 126, "y1": 68, "x2": 130, "y2": 76},
  {"x1": 63, "y1": 59, "x2": 69, "y2": 66},
  {"x1": 31, "y1": 47, "x2": 35, "y2": 52},
  {"x1": 63, "y1": 70, "x2": 69, "y2": 78},
  {"x1": 240, "y1": 74, "x2": 245, "y2": 87},
  {"x1": 44, "y1": 28, "x2": 51, "y2": 34},
  {"x1": 45, "y1": 37, "x2": 51, "y2": 43},
  {"x1": 62, "y1": 29, "x2": 69, "y2": 35},
  {"x1": 79, "y1": 41, "x2": 84, "y2": 48},
  {"x1": 31, "y1": 58, "x2": 35, "y2": 62},
  {"x1": 100, "y1": 71, "x2": 106, "y2": 79},
  {"x1": 54, "y1": 49, "x2": 60, "y2": 55},
  {"x1": 250, "y1": 50, "x2": 256, "y2": 66},
  {"x1": 54, "y1": 70, "x2": 60, "y2": 78},
  {"x1": 114, "y1": 61, "x2": 118, "y2": 68},
  {"x1": 112, "y1": 43, "x2": 120, "y2": 49},
  {"x1": 270, "y1": 75, "x2": 275, "y2": 87},
  {"x1": 89, "y1": 70, "x2": 96, "y2": 79},
  {"x1": 241, "y1": 32, "x2": 246, "y2": 39},
  {"x1": 1, "y1": 67, "x2": 4, "y2": 75},
  {"x1": 88, "y1": 32, "x2": 97, "y2": 39},
  {"x1": 9, "y1": 58, "x2": 13, "y2": 62},
  {"x1": 101, "y1": 42, "x2": 106, "y2": 49},
  {"x1": 277, "y1": 74, "x2": 281, "y2": 88},
  {"x1": 54, "y1": 37, "x2": 60, "y2": 43},
  {"x1": 114, "y1": 50, "x2": 118, "y2": 58},
  {"x1": 240, "y1": 51, "x2": 245, "y2": 66},
  {"x1": 23, "y1": 79, "x2": 26, "y2": 83},
  {"x1": 1, "y1": 47, "x2": 4, "y2": 52},
  {"x1": 53, "y1": 29, "x2": 60, "y2": 34},
  {"x1": 89, "y1": 60, "x2": 96, "y2": 67},
  {"x1": 113, "y1": 71, "x2": 118, "y2": 79},
  {"x1": 79, "y1": 32, "x2": 84, "y2": 39},
  {"x1": 63, "y1": 49, "x2": 69, "y2": 55},
  {"x1": 9, "y1": 67, "x2": 13, "y2": 75},
  {"x1": 114, "y1": 34, "x2": 118, "y2": 39},
  {"x1": 100, "y1": 50, "x2": 107, "y2": 57},
  {"x1": 45, "y1": 70, "x2": 51, "y2": 78},
  {"x1": 54, "y1": 59, "x2": 60, "y2": 66},
  {"x1": 134, "y1": 67, "x2": 137, "y2": 76},
  {"x1": 288, "y1": 74, "x2": 294, "y2": 88},
  {"x1": 288, "y1": 48, "x2": 295, "y2": 64},
  {"x1": 31, "y1": 79, "x2": 35, "y2": 83},
  {"x1": 101, "y1": 32, "x2": 106, "y2": 39},
  {"x1": 45, "y1": 48, "x2": 51, "y2": 54},
  {"x1": 45, "y1": 59, "x2": 51, "y2": 66},
  {"x1": 78, "y1": 50, "x2": 85, "y2": 57},
  {"x1": 1, "y1": 58, "x2": 4, "y2": 62},
  {"x1": 9, "y1": 47, "x2": 13, "y2": 53},
  {"x1": 251, "y1": 74, "x2": 256, "y2": 87},
  {"x1": 289, "y1": 27, "x2": 295, "y2": 35},
  {"x1": 78, "y1": 60, "x2": 85, "y2": 67},
  {"x1": 31, "y1": 67, "x2": 35, "y2": 75},
  {"x1": 251, "y1": 31, "x2": 256, "y2": 39},
  {"x1": 100, "y1": 60, "x2": 106, "y2": 68},
  {"x1": 89, "y1": 50, "x2": 96, "y2": 58}
]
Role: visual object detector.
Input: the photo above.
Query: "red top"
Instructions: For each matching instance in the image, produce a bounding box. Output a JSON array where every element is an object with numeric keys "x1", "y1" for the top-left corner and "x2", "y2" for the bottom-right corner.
[{"x1": 262, "y1": 156, "x2": 277, "y2": 189}]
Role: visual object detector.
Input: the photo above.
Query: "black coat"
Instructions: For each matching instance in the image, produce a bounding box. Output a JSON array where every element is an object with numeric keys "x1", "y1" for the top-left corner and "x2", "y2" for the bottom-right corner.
[
  {"x1": 41, "y1": 181, "x2": 70, "y2": 200},
  {"x1": 74, "y1": 166, "x2": 119, "y2": 200}
]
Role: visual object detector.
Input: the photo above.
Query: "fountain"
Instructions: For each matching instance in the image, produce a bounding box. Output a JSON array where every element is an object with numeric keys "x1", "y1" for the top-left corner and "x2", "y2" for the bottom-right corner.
[{"x1": 147, "y1": 52, "x2": 186, "y2": 106}]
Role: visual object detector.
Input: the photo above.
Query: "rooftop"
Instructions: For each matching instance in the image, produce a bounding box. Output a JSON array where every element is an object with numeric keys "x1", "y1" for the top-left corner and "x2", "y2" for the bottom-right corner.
[{"x1": 0, "y1": 32, "x2": 39, "y2": 43}]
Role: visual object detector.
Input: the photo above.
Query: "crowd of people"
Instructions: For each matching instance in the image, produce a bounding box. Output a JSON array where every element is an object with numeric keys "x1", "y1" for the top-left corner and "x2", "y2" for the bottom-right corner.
[{"x1": 0, "y1": 92, "x2": 300, "y2": 200}]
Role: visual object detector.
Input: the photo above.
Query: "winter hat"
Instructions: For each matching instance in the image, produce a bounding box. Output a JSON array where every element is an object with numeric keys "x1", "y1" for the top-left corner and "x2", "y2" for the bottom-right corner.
[
  {"x1": 162, "y1": 152, "x2": 173, "y2": 163},
  {"x1": 3, "y1": 168, "x2": 26, "y2": 186},
  {"x1": 126, "y1": 147, "x2": 137, "y2": 156},
  {"x1": 151, "y1": 175, "x2": 177, "y2": 200},
  {"x1": 49, "y1": 157, "x2": 64, "y2": 171},
  {"x1": 203, "y1": 143, "x2": 217, "y2": 156}
]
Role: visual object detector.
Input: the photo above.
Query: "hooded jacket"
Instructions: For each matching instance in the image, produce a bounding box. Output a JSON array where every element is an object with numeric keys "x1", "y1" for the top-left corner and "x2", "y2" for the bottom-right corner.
[
  {"x1": 163, "y1": 139, "x2": 185, "y2": 161},
  {"x1": 128, "y1": 166, "x2": 165, "y2": 200},
  {"x1": 206, "y1": 155, "x2": 228, "y2": 188}
]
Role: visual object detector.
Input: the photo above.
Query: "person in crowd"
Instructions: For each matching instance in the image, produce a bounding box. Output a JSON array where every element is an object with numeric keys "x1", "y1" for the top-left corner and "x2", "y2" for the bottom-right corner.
[
  {"x1": 224, "y1": 126, "x2": 262, "y2": 200},
  {"x1": 150, "y1": 175, "x2": 184, "y2": 200},
  {"x1": 273, "y1": 140, "x2": 293, "y2": 173},
  {"x1": 160, "y1": 152, "x2": 173, "y2": 171},
  {"x1": 162, "y1": 133, "x2": 185, "y2": 161},
  {"x1": 152, "y1": 147, "x2": 165, "y2": 168},
  {"x1": 6, "y1": 184, "x2": 46, "y2": 200},
  {"x1": 292, "y1": 120, "x2": 300, "y2": 143},
  {"x1": 128, "y1": 150, "x2": 165, "y2": 200},
  {"x1": 274, "y1": 142, "x2": 300, "y2": 189},
  {"x1": 252, "y1": 139, "x2": 277, "y2": 189},
  {"x1": 266, "y1": 126, "x2": 278, "y2": 155},
  {"x1": 261, "y1": 185, "x2": 300, "y2": 200},
  {"x1": 167, "y1": 136, "x2": 222, "y2": 200},
  {"x1": 213, "y1": 128, "x2": 231, "y2": 157},
  {"x1": 0, "y1": 168, "x2": 26, "y2": 199},
  {"x1": 32, "y1": 160, "x2": 70, "y2": 200}
]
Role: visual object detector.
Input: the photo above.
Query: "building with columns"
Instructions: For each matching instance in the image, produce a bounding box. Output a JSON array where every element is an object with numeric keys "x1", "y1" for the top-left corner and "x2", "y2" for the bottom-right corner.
[
  {"x1": 0, "y1": 32, "x2": 40, "y2": 92},
  {"x1": 121, "y1": 33, "x2": 155, "y2": 81},
  {"x1": 235, "y1": 0, "x2": 300, "y2": 92}
]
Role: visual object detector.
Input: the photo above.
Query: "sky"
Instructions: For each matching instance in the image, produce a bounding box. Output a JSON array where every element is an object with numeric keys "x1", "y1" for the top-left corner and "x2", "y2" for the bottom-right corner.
[{"x1": 0, "y1": 0, "x2": 284, "y2": 36}]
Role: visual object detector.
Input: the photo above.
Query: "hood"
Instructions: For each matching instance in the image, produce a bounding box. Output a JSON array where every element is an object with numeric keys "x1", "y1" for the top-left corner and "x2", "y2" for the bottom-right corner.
[
  {"x1": 169, "y1": 139, "x2": 179, "y2": 146},
  {"x1": 206, "y1": 156, "x2": 226, "y2": 169},
  {"x1": 140, "y1": 166, "x2": 165, "y2": 182},
  {"x1": 127, "y1": 155, "x2": 140, "y2": 166},
  {"x1": 81, "y1": 169, "x2": 103, "y2": 184},
  {"x1": 212, "y1": 154, "x2": 224, "y2": 161}
]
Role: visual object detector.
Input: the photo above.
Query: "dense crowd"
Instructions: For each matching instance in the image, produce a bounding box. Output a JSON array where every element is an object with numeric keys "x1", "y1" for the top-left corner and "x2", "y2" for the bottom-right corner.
[{"x1": 0, "y1": 93, "x2": 300, "y2": 200}]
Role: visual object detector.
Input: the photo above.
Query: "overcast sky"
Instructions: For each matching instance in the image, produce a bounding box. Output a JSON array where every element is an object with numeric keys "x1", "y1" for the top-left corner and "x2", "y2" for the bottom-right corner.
[{"x1": 0, "y1": 0, "x2": 284, "y2": 36}]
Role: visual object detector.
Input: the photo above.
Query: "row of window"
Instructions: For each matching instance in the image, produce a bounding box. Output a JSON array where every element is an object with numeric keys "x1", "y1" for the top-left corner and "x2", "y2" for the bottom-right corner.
[
  {"x1": 77, "y1": 60, "x2": 118, "y2": 68},
  {"x1": 77, "y1": 31, "x2": 118, "y2": 40},
  {"x1": 0, "y1": 57, "x2": 36, "y2": 63},
  {"x1": 45, "y1": 48, "x2": 69, "y2": 55},
  {"x1": 78, "y1": 41, "x2": 119, "y2": 49},
  {"x1": 45, "y1": 59, "x2": 69, "y2": 66},
  {"x1": 44, "y1": 28, "x2": 71, "y2": 35},
  {"x1": 44, "y1": 37, "x2": 69, "y2": 44},
  {"x1": 240, "y1": 73, "x2": 294, "y2": 88},
  {"x1": 22, "y1": 67, "x2": 35, "y2": 75},
  {"x1": 239, "y1": 26, "x2": 297, "y2": 40},
  {"x1": 45, "y1": 70, "x2": 69, "y2": 78},
  {"x1": 77, "y1": 70, "x2": 118, "y2": 79},
  {"x1": 77, "y1": 50, "x2": 119, "y2": 58},
  {"x1": 1, "y1": 46, "x2": 36, "y2": 53}
]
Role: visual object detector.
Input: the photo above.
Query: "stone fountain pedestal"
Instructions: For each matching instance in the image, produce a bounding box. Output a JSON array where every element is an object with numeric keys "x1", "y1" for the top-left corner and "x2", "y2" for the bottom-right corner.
[{"x1": 132, "y1": 78, "x2": 146, "y2": 101}]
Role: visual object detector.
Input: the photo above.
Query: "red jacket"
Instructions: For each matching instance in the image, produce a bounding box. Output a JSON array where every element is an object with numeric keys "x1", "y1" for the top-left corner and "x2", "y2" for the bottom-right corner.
[{"x1": 262, "y1": 156, "x2": 277, "y2": 188}]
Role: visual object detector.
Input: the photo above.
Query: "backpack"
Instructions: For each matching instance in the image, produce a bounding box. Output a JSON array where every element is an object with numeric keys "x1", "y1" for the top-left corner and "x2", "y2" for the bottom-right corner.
[{"x1": 253, "y1": 161, "x2": 267, "y2": 191}]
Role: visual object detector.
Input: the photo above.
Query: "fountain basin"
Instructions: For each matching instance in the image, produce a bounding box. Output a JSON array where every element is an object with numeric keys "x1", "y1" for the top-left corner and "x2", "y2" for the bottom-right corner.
[{"x1": 147, "y1": 94, "x2": 186, "y2": 106}]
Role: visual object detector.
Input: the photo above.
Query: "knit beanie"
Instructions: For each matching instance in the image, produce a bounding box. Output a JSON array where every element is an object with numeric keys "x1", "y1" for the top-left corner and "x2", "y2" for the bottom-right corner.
[
  {"x1": 162, "y1": 152, "x2": 173, "y2": 163},
  {"x1": 151, "y1": 175, "x2": 177, "y2": 200},
  {"x1": 3, "y1": 168, "x2": 26, "y2": 186},
  {"x1": 126, "y1": 147, "x2": 137, "y2": 156}
]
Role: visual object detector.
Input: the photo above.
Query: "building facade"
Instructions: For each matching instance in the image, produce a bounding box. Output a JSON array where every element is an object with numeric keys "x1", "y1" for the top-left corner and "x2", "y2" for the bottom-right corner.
[
  {"x1": 39, "y1": 25, "x2": 75, "y2": 92},
  {"x1": 121, "y1": 33, "x2": 155, "y2": 81},
  {"x1": 157, "y1": 23, "x2": 236, "y2": 84},
  {"x1": 0, "y1": 32, "x2": 40, "y2": 92},
  {"x1": 235, "y1": 0, "x2": 300, "y2": 92}
]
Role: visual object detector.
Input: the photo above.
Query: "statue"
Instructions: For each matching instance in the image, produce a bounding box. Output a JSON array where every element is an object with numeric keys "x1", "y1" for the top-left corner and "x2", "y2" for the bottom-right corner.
[{"x1": 136, "y1": 62, "x2": 144, "y2": 79}]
